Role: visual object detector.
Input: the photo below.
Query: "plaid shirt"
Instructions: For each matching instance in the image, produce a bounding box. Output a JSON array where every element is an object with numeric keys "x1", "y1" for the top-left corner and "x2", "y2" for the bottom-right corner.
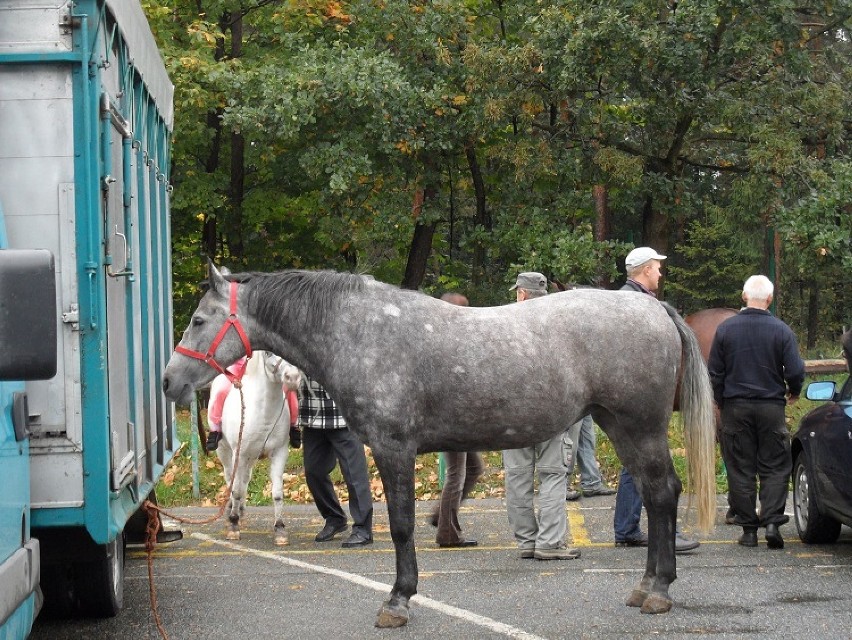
[{"x1": 298, "y1": 376, "x2": 347, "y2": 430}]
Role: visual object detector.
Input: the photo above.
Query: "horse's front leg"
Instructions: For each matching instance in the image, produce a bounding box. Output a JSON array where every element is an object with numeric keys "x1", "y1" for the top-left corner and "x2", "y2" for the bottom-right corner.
[
  {"x1": 269, "y1": 444, "x2": 289, "y2": 546},
  {"x1": 226, "y1": 457, "x2": 254, "y2": 540},
  {"x1": 371, "y1": 446, "x2": 417, "y2": 628},
  {"x1": 631, "y1": 468, "x2": 680, "y2": 614}
]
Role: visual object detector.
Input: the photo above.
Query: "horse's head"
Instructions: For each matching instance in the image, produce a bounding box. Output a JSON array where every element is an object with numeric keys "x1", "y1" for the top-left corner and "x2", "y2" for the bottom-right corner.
[
  {"x1": 262, "y1": 352, "x2": 303, "y2": 391},
  {"x1": 163, "y1": 262, "x2": 255, "y2": 405}
]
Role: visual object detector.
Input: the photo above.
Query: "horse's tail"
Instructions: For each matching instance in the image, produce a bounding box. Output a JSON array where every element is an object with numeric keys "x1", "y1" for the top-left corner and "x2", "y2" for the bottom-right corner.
[{"x1": 663, "y1": 302, "x2": 716, "y2": 534}]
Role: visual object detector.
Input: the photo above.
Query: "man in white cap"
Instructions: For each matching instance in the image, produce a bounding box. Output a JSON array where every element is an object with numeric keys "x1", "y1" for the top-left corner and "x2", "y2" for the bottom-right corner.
[
  {"x1": 502, "y1": 272, "x2": 582, "y2": 560},
  {"x1": 614, "y1": 247, "x2": 701, "y2": 553}
]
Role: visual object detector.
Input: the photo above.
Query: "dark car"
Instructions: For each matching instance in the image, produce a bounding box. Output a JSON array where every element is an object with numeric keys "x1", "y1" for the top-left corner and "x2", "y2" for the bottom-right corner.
[{"x1": 790, "y1": 375, "x2": 852, "y2": 543}]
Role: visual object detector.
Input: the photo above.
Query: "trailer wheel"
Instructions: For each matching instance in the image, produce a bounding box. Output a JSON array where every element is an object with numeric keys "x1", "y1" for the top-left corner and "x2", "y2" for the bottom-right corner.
[{"x1": 75, "y1": 534, "x2": 125, "y2": 617}]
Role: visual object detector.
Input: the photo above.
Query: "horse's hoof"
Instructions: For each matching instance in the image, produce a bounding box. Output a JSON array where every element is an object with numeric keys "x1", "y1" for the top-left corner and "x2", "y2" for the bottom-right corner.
[
  {"x1": 226, "y1": 530, "x2": 240, "y2": 541},
  {"x1": 375, "y1": 603, "x2": 409, "y2": 628},
  {"x1": 626, "y1": 589, "x2": 649, "y2": 608},
  {"x1": 640, "y1": 593, "x2": 673, "y2": 614},
  {"x1": 274, "y1": 534, "x2": 289, "y2": 546}
]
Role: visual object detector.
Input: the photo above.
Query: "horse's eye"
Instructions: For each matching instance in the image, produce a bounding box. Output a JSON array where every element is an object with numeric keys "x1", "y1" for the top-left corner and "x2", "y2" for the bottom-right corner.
[{"x1": 192, "y1": 316, "x2": 205, "y2": 326}]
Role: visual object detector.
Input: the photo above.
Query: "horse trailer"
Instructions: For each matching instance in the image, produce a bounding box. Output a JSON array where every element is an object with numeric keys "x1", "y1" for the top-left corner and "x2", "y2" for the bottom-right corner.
[{"x1": 0, "y1": 0, "x2": 177, "y2": 633}]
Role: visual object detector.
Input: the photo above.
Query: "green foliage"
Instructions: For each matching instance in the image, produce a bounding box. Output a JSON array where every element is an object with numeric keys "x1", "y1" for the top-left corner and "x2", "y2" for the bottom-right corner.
[{"x1": 144, "y1": 0, "x2": 852, "y2": 345}]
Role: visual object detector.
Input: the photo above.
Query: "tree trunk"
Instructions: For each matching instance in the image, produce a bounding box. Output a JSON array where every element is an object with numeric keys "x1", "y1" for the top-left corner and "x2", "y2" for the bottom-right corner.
[
  {"x1": 225, "y1": 14, "x2": 245, "y2": 260},
  {"x1": 641, "y1": 194, "x2": 669, "y2": 298},
  {"x1": 228, "y1": 130, "x2": 245, "y2": 260},
  {"x1": 593, "y1": 184, "x2": 611, "y2": 288},
  {"x1": 466, "y1": 141, "x2": 490, "y2": 287},
  {"x1": 401, "y1": 158, "x2": 440, "y2": 290}
]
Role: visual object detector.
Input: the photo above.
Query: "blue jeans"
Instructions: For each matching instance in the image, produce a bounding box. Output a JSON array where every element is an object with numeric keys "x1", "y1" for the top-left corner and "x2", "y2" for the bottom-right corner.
[
  {"x1": 575, "y1": 415, "x2": 605, "y2": 491},
  {"x1": 613, "y1": 467, "x2": 643, "y2": 541}
]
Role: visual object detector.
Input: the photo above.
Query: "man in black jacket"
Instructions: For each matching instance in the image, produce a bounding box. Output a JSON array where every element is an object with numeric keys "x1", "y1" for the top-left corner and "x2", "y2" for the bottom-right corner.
[{"x1": 708, "y1": 275, "x2": 805, "y2": 550}]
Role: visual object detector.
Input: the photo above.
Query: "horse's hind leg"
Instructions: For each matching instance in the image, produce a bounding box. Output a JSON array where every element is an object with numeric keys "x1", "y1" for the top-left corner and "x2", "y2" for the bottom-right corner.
[
  {"x1": 270, "y1": 446, "x2": 289, "y2": 546},
  {"x1": 623, "y1": 452, "x2": 679, "y2": 614},
  {"x1": 371, "y1": 446, "x2": 417, "y2": 628},
  {"x1": 599, "y1": 409, "x2": 679, "y2": 613},
  {"x1": 638, "y1": 467, "x2": 680, "y2": 614}
]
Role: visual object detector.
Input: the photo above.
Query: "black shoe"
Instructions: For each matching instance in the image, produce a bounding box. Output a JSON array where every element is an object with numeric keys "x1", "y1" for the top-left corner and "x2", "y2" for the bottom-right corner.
[
  {"x1": 583, "y1": 485, "x2": 617, "y2": 497},
  {"x1": 437, "y1": 539, "x2": 477, "y2": 548},
  {"x1": 615, "y1": 534, "x2": 649, "y2": 547},
  {"x1": 738, "y1": 528, "x2": 758, "y2": 547},
  {"x1": 566, "y1": 489, "x2": 582, "y2": 501},
  {"x1": 289, "y1": 426, "x2": 301, "y2": 449},
  {"x1": 205, "y1": 431, "x2": 222, "y2": 452},
  {"x1": 315, "y1": 521, "x2": 348, "y2": 542},
  {"x1": 765, "y1": 524, "x2": 784, "y2": 549},
  {"x1": 725, "y1": 508, "x2": 736, "y2": 525},
  {"x1": 341, "y1": 531, "x2": 373, "y2": 547}
]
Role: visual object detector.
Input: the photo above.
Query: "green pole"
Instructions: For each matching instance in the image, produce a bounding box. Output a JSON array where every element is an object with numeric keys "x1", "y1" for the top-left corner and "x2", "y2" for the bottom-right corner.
[{"x1": 190, "y1": 395, "x2": 200, "y2": 499}]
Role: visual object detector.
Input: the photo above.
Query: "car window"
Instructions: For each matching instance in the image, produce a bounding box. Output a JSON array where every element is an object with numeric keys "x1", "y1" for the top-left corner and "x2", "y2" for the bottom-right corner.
[{"x1": 839, "y1": 376, "x2": 852, "y2": 402}]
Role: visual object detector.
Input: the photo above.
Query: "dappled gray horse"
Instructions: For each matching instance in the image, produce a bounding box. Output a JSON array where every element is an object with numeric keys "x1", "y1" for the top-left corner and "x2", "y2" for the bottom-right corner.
[{"x1": 163, "y1": 265, "x2": 716, "y2": 628}]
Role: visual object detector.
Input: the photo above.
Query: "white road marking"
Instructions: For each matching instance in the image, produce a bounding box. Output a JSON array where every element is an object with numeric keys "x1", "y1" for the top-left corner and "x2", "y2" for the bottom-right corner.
[{"x1": 192, "y1": 532, "x2": 547, "y2": 640}]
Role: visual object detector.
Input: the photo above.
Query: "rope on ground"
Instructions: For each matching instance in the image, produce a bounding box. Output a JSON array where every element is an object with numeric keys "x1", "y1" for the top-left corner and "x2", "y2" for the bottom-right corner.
[{"x1": 143, "y1": 384, "x2": 248, "y2": 640}]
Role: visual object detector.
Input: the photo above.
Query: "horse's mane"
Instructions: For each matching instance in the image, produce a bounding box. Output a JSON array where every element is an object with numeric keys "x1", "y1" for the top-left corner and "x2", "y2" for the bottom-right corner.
[{"x1": 229, "y1": 269, "x2": 369, "y2": 329}]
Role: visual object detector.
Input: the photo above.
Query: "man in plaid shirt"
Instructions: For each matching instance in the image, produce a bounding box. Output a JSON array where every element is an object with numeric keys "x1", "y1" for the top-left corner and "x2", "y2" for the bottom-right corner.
[{"x1": 299, "y1": 375, "x2": 374, "y2": 547}]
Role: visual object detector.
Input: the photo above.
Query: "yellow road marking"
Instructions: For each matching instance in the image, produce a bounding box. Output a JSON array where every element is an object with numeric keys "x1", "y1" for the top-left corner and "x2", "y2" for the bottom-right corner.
[{"x1": 567, "y1": 500, "x2": 591, "y2": 546}]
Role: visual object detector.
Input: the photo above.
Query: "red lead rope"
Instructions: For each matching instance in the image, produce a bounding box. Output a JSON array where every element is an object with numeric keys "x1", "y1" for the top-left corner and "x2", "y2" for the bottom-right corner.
[{"x1": 174, "y1": 281, "x2": 253, "y2": 384}]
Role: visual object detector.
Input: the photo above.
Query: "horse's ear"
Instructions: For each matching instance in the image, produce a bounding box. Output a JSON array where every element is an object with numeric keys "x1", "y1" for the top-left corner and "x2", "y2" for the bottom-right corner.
[{"x1": 207, "y1": 259, "x2": 228, "y2": 294}]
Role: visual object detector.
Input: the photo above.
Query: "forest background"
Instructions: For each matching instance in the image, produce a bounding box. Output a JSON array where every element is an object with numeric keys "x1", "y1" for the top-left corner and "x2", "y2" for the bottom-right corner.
[
  {"x1": 143, "y1": 0, "x2": 851, "y2": 351},
  {"x1": 141, "y1": 1, "x2": 850, "y2": 507}
]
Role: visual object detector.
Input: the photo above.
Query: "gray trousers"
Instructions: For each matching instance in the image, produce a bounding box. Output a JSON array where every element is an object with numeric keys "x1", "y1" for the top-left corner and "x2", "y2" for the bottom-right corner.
[{"x1": 503, "y1": 424, "x2": 576, "y2": 550}]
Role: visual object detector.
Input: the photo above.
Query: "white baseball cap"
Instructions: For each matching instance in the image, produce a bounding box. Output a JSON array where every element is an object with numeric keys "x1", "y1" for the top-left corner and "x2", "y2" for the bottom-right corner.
[{"x1": 625, "y1": 247, "x2": 667, "y2": 270}]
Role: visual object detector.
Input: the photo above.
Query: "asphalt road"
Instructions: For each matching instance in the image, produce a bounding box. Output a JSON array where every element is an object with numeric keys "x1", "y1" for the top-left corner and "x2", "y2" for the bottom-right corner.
[{"x1": 30, "y1": 493, "x2": 852, "y2": 640}]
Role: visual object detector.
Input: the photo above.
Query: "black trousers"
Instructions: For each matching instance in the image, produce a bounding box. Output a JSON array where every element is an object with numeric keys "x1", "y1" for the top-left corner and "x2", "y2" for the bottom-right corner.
[
  {"x1": 303, "y1": 427, "x2": 374, "y2": 536},
  {"x1": 719, "y1": 400, "x2": 791, "y2": 528}
]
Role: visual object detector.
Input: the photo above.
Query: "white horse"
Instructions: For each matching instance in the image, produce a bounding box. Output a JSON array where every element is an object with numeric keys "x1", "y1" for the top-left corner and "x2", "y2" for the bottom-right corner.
[{"x1": 217, "y1": 350, "x2": 301, "y2": 545}]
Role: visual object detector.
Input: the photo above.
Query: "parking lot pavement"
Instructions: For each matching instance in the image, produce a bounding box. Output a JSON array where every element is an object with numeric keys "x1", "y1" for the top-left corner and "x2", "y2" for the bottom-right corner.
[{"x1": 32, "y1": 493, "x2": 852, "y2": 640}]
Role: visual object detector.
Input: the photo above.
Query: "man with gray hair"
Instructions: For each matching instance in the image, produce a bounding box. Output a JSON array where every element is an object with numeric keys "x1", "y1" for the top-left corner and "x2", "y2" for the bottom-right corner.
[
  {"x1": 708, "y1": 274, "x2": 805, "y2": 550},
  {"x1": 502, "y1": 272, "x2": 582, "y2": 560}
]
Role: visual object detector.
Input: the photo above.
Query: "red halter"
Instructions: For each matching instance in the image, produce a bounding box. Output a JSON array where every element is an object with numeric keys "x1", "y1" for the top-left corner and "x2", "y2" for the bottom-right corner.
[{"x1": 174, "y1": 280, "x2": 253, "y2": 384}]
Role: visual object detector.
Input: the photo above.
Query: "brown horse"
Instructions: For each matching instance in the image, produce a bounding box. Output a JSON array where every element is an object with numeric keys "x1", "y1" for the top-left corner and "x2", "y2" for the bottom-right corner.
[
  {"x1": 685, "y1": 308, "x2": 738, "y2": 362},
  {"x1": 674, "y1": 308, "x2": 738, "y2": 413}
]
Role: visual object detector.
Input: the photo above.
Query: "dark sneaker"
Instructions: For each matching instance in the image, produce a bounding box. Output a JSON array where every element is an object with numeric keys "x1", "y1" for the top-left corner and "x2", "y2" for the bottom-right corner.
[
  {"x1": 315, "y1": 521, "x2": 348, "y2": 542},
  {"x1": 566, "y1": 489, "x2": 582, "y2": 501},
  {"x1": 582, "y1": 485, "x2": 617, "y2": 497},
  {"x1": 437, "y1": 539, "x2": 477, "y2": 548},
  {"x1": 738, "y1": 528, "x2": 758, "y2": 547},
  {"x1": 519, "y1": 548, "x2": 535, "y2": 559},
  {"x1": 615, "y1": 534, "x2": 649, "y2": 547},
  {"x1": 341, "y1": 531, "x2": 373, "y2": 547},
  {"x1": 765, "y1": 524, "x2": 784, "y2": 549}
]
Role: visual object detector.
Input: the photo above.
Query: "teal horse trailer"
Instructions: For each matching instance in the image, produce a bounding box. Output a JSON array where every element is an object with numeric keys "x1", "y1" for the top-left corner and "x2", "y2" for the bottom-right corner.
[{"x1": 0, "y1": 0, "x2": 177, "y2": 631}]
